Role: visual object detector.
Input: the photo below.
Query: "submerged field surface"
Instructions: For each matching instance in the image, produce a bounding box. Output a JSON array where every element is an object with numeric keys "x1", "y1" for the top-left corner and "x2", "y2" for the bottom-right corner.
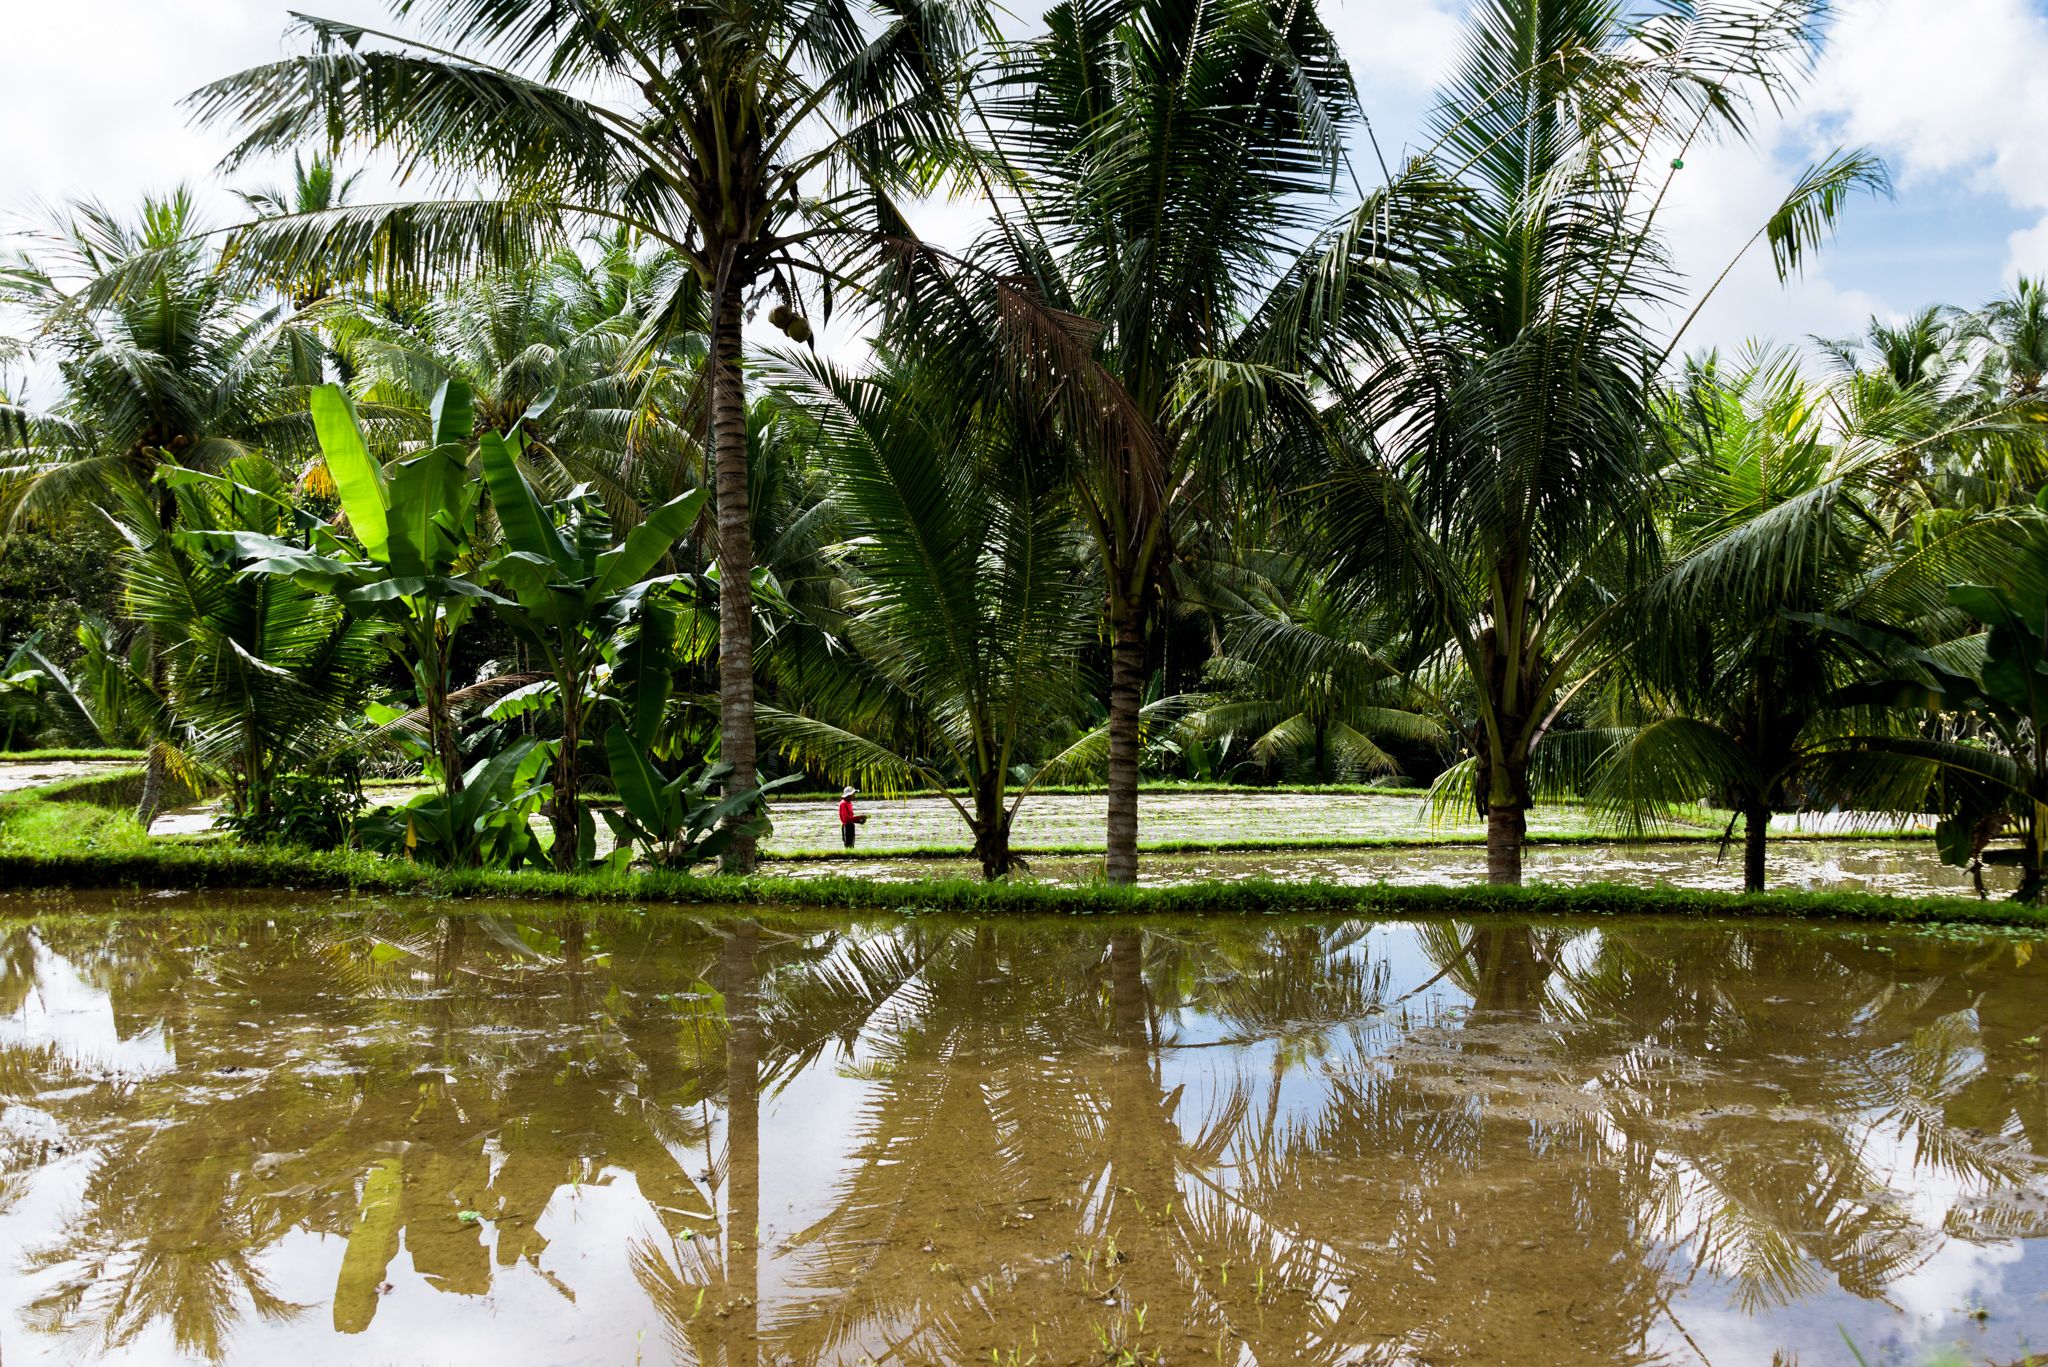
[
  {"x1": 0, "y1": 891, "x2": 2043, "y2": 1365},
  {"x1": 761, "y1": 836, "x2": 2012, "y2": 897},
  {"x1": 131, "y1": 775, "x2": 1959, "y2": 891}
]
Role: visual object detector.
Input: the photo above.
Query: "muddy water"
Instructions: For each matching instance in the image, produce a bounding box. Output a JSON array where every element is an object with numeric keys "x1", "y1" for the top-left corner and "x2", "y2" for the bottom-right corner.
[
  {"x1": 761, "y1": 791, "x2": 1919, "y2": 853},
  {"x1": 0, "y1": 760, "x2": 133, "y2": 795},
  {"x1": 148, "y1": 785, "x2": 1924, "y2": 848},
  {"x1": 768, "y1": 837, "x2": 2005, "y2": 897},
  {"x1": 3, "y1": 892, "x2": 2046, "y2": 1365}
]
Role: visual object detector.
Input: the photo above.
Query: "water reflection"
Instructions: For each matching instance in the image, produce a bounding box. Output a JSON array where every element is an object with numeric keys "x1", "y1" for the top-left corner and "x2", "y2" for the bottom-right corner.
[{"x1": 1, "y1": 892, "x2": 2044, "y2": 1364}]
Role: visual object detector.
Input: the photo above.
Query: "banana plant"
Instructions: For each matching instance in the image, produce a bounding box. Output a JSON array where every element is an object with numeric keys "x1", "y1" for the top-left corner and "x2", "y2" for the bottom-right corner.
[
  {"x1": 190, "y1": 380, "x2": 506, "y2": 805},
  {"x1": 356, "y1": 735, "x2": 550, "y2": 869},
  {"x1": 601, "y1": 732, "x2": 797, "y2": 869},
  {"x1": 0, "y1": 636, "x2": 45, "y2": 751},
  {"x1": 1814, "y1": 563, "x2": 2048, "y2": 901},
  {"x1": 477, "y1": 435, "x2": 708, "y2": 869},
  {"x1": 1918, "y1": 581, "x2": 2048, "y2": 901}
]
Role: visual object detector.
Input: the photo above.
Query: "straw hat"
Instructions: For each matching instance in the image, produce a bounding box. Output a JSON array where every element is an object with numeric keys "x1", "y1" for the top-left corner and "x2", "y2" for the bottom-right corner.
[{"x1": 841, "y1": 786, "x2": 858, "y2": 799}]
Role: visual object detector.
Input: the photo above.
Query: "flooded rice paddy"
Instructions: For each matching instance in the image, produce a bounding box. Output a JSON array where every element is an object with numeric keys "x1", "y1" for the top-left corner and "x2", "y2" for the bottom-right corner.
[
  {"x1": 750, "y1": 791, "x2": 1919, "y2": 855},
  {"x1": 0, "y1": 760, "x2": 133, "y2": 796},
  {"x1": 2, "y1": 890, "x2": 2045, "y2": 1364},
  {"x1": 765, "y1": 837, "x2": 2008, "y2": 897},
  {"x1": 141, "y1": 782, "x2": 1921, "y2": 848},
  {"x1": 139, "y1": 780, "x2": 1963, "y2": 897}
]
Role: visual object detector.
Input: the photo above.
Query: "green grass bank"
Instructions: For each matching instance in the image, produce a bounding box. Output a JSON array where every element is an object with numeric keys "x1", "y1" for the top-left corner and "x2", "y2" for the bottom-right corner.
[{"x1": 0, "y1": 795, "x2": 2035, "y2": 930}]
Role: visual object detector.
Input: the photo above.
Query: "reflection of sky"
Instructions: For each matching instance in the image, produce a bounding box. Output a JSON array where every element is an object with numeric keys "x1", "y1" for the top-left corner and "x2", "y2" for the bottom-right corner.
[
  {"x1": 1134, "y1": 922, "x2": 2048, "y2": 1363},
  {"x1": 760, "y1": 1057, "x2": 873, "y2": 1267},
  {"x1": 4, "y1": 909, "x2": 2048, "y2": 1363},
  {"x1": 1666, "y1": 1238, "x2": 2041, "y2": 1366},
  {"x1": 0, "y1": 934, "x2": 172, "y2": 1074}
]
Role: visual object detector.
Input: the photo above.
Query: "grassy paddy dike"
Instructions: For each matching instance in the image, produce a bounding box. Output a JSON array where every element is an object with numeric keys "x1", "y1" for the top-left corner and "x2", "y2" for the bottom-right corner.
[{"x1": 0, "y1": 775, "x2": 2036, "y2": 930}]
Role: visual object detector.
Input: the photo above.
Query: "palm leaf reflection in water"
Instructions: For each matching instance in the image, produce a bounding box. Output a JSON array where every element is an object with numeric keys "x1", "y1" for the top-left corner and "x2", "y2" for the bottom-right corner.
[{"x1": 0, "y1": 894, "x2": 2044, "y2": 1364}]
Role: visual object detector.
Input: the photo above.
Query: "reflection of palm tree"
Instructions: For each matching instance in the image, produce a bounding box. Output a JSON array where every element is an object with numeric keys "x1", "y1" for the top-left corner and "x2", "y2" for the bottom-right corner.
[
  {"x1": 1418, "y1": 920, "x2": 1571, "y2": 1014},
  {"x1": 1821, "y1": 934, "x2": 2048, "y2": 1216},
  {"x1": 13, "y1": 906, "x2": 746, "y2": 1357},
  {"x1": 10, "y1": 907, "x2": 2048, "y2": 1363},
  {"x1": 1208, "y1": 921, "x2": 1676, "y2": 1363},
  {"x1": 0, "y1": 926, "x2": 39, "y2": 1018},
  {"x1": 721, "y1": 920, "x2": 763, "y2": 1365},
  {"x1": 766, "y1": 925, "x2": 1285, "y2": 1364},
  {"x1": 766, "y1": 927, "x2": 1133, "y2": 1362},
  {"x1": 1552, "y1": 927, "x2": 2033, "y2": 1312}
]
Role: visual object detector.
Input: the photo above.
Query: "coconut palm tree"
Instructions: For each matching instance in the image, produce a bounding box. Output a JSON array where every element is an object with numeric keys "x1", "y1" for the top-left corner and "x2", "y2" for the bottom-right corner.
[
  {"x1": 1818, "y1": 306, "x2": 2047, "y2": 507},
  {"x1": 1178, "y1": 564, "x2": 1446, "y2": 783},
  {"x1": 758, "y1": 353, "x2": 1095, "y2": 877},
  {"x1": 1313, "y1": 0, "x2": 1888, "y2": 884},
  {"x1": 0, "y1": 192, "x2": 329, "y2": 815},
  {"x1": 188, "y1": 0, "x2": 976, "y2": 869},
  {"x1": 1968, "y1": 275, "x2": 2048, "y2": 399},
  {"x1": 1582, "y1": 349, "x2": 1939, "y2": 891},
  {"x1": 233, "y1": 150, "x2": 363, "y2": 224},
  {"x1": 876, "y1": 0, "x2": 1391, "y2": 882},
  {"x1": 1822, "y1": 568, "x2": 2048, "y2": 902},
  {"x1": 326, "y1": 237, "x2": 708, "y2": 524},
  {"x1": 0, "y1": 190, "x2": 321, "y2": 532},
  {"x1": 235, "y1": 151, "x2": 366, "y2": 311},
  {"x1": 1591, "y1": 341, "x2": 2048, "y2": 893},
  {"x1": 111, "y1": 456, "x2": 385, "y2": 832}
]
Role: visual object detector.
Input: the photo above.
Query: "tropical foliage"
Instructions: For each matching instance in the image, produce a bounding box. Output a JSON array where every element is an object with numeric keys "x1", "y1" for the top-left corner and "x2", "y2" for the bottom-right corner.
[{"x1": 1, "y1": 0, "x2": 2047, "y2": 899}]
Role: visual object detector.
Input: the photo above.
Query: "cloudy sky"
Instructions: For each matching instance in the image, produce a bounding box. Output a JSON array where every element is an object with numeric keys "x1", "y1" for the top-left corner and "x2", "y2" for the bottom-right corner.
[{"x1": 2, "y1": 0, "x2": 2044, "y2": 376}]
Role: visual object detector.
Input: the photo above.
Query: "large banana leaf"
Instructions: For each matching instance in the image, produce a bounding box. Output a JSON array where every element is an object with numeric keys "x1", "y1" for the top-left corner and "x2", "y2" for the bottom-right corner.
[
  {"x1": 384, "y1": 445, "x2": 470, "y2": 579},
  {"x1": 595, "y1": 487, "x2": 709, "y2": 595},
  {"x1": 606, "y1": 727, "x2": 674, "y2": 832},
  {"x1": 429, "y1": 378, "x2": 473, "y2": 448},
  {"x1": 479, "y1": 431, "x2": 575, "y2": 575},
  {"x1": 309, "y1": 385, "x2": 389, "y2": 565}
]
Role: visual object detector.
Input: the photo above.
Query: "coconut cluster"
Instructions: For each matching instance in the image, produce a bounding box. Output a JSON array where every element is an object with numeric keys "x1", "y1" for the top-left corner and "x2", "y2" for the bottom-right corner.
[{"x1": 768, "y1": 301, "x2": 812, "y2": 344}]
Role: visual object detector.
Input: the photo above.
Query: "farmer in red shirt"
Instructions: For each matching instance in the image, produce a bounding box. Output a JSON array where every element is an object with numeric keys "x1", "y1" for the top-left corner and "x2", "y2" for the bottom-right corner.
[{"x1": 837, "y1": 786, "x2": 866, "y2": 848}]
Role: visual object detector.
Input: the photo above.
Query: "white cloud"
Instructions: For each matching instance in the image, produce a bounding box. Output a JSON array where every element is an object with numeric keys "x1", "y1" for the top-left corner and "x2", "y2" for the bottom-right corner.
[
  {"x1": 0, "y1": 1, "x2": 393, "y2": 224},
  {"x1": 1642, "y1": 0, "x2": 2048, "y2": 359},
  {"x1": 1654, "y1": 135, "x2": 1894, "y2": 361},
  {"x1": 1324, "y1": 0, "x2": 1465, "y2": 98},
  {"x1": 1805, "y1": 0, "x2": 2048, "y2": 279},
  {"x1": 1, "y1": 0, "x2": 2039, "y2": 383}
]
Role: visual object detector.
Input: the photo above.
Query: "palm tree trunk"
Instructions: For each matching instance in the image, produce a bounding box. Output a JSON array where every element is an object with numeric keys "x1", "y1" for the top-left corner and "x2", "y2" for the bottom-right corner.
[
  {"x1": 1104, "y1": 599, "x2": 1145, "y2": 884},
  {"x1": 710, "y1": 281, "x2": 759, "y2": 874},
  {"x1": 1466, "y1": 925, "x2": 1549, "y2": 1010},
  {"x1": 1741, "y1": 804, "x2": 1769, "y2": 893},
  {"x1": 243, "y1": 705, "x2": 266, "y2": 836},
  {"x1": 136, "y1": 477, "x2": 180, "y2": 830},
  {"x1": 135, "y1": 744, "x2": 169, "y2": 830},
  {"x1": 424, "y1": 652, "x2": 464, "y2": 800},
  {"x1": 1485, "y1": 802, "x2": 1526, "y2": 885},
  {"x1": 973, "y1": 772, "x2": 1012, "y2": 880}
]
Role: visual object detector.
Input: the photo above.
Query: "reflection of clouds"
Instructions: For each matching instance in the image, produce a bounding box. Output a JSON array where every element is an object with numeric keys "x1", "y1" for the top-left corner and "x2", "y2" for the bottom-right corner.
[
  {"x1": 0, "y1": 936, "x2": 172, "y2": 1075},
  {"x1": 5, "y1": 907, "x2": 2048, "y2": 1363},
  {"x1": 762, "y1": 1064, "x2": 873, "y2": 1249},
  {"x1": 1889, "y1": 1234, "x2": 2027, "y2": 1328},
  {"x1": 0, "y1": 1151, "x2": 102, "y2": 1362},
  {"x1": 1669, "y1": 1239, "x2": 2040, "y2": 1366}
]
